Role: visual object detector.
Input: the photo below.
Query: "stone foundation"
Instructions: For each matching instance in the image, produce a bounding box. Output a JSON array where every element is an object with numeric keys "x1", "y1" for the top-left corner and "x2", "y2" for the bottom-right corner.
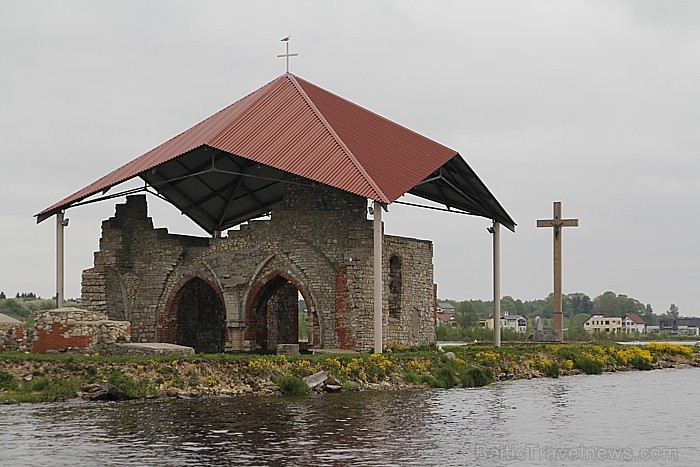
[
  {"x1": 32, "y1": 308, "x2": 131, "y2": 354},
  {"x1": 82, "y1": 180, "x2": 437, "y2": 352}
]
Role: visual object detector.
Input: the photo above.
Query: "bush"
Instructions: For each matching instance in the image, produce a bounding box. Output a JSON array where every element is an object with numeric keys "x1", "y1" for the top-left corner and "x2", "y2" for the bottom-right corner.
[
  {"x1": 630, "y1": 356, "x2": 653, "y2": 371},
  {"x1": 275, "y1": 375, "x2": 311, "y2": 395},
  {"x1": 108, "y1": 370, "x2": 155, "y2": 399},
  {"x1": 41, "y1": 378, "x2": 81, "y2": 401},
  {"x1": 542, "y1": 362, "x2": 560, "y2": 378},
  {"x1": 459, "y1": 367, "x2": 494, "y2": 387},
  {"x1": 0, "y1": 370, "x2": 18, "y2": 390},
  {"x1": 575, "y1": 356, "x2": 603, "y2": 375},
  {"x1": 435, "y1": 366, "x2": 459, "y2": 389}
]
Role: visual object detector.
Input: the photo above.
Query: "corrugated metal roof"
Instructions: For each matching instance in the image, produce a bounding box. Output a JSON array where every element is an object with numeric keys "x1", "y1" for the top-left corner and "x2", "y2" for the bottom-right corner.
[{"x1": 36, "y1": 73, "x2": 515, "y2": 232}]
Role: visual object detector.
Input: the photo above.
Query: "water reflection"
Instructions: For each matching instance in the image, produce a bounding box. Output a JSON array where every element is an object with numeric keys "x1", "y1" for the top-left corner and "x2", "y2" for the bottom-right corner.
[{"x1": 1, "y1": 368, "x2": 699, "y2": 466}]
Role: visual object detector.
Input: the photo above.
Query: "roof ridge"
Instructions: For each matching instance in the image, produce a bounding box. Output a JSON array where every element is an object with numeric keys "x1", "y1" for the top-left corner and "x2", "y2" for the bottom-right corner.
[{"x1": 287, "y1": 74, "x2": 389, "y2": 203}]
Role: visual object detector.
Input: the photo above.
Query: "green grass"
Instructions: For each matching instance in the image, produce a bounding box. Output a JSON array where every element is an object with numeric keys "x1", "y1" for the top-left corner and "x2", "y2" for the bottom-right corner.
[
  {"x1": 275, "y1": 375, "x2": 311, "y2": 395},
  {"x1": 107, "y1": 370, "x2": 156, "y2": 399}
]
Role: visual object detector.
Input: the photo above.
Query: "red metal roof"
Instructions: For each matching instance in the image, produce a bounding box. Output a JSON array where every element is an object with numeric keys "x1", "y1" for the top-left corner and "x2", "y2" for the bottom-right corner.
[
  {"x1": 625, "y1": 313, "x2": 646, "y2": 324},
  {"x1": 37, "y1": 73, "x2": 515, "y2": 232}
]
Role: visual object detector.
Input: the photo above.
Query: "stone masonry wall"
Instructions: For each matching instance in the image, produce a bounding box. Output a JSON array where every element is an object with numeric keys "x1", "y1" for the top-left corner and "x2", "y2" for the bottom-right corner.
[
  {"x1": 82, "y1": 179, "x2": 437, "y2": 352},
  {"x1": 31, "y1": 308, "x2": 131, "y2": 354}
]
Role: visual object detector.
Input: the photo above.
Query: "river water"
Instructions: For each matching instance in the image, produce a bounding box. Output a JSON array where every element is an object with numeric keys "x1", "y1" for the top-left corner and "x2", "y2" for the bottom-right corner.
[{"x1": 1, "y1": 368, "x2": 697, "y2": 466}]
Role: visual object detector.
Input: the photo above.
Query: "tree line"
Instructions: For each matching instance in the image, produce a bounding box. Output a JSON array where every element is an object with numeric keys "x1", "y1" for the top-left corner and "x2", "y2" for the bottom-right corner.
[{"x1": 442, "y1": 291, "x2": 682, "y2": 329}]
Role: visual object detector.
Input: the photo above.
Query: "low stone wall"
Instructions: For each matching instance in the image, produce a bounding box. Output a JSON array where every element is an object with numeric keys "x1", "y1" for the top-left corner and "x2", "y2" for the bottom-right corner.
[
  {"x1": 0, "y1": 324, "x2": 32, "y2": 353},
  {"x1": 32, "y1": 308, "x2": 131, "y2": 354}
]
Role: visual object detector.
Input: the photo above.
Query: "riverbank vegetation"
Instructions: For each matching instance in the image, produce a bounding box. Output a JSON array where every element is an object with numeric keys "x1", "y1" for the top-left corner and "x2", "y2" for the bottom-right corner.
[
  {"x1": 0, "y1": 343, "x2": 696, "y2": 404},
  {"x1": 0, "y1": 294, "x2": 81, "y2": 323}
]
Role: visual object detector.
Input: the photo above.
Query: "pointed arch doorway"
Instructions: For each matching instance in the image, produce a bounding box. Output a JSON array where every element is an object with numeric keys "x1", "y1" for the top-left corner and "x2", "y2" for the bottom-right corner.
[
  {"x1": 163, "y1": 277, "x2": 226, "y2": 353},
  {"x1": 246, "y1": 272, "x2": 319, "y2": 351}
]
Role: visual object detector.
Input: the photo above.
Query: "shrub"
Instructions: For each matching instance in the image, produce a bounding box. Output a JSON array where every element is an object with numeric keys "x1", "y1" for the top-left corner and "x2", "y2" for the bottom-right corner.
[
  {"x1": 575, "y1": 356, "x2": 603, "y2": 375},
  {"x1": 42, "y1": 378, "x2": 81, "y2": 401},
  {"x1": 630, "y1": 356, "x2": 653, "y2": 371},
  {"x1": 459, "y1": 367, "x2": 494, "y2": 387},
  {"x1": 275, "y1": 375, "x2": 310, "y2": 395},
  {"x1": 435, "y1": 366, "x2": 458, "y2": 389},
  {"x1": 542, "y1": 362, "x2": 560, "y2": 378},
  {"x1": 108, "y1": 370, "x2": 155, "y2": 399},
  {"x1": 0, "y1": 370, "x2": 18, "y2": 390}
]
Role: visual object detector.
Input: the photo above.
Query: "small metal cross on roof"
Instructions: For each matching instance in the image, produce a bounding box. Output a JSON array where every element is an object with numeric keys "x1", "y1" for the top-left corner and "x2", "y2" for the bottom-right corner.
[{"x1": 277, "y1": 36, "x2": 298, "y2": 73}]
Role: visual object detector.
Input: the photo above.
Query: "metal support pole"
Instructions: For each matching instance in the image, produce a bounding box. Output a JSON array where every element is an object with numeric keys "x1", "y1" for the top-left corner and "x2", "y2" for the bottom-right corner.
[
  {"x1": 56, "y1": 211, "x2": 65, "y2": 309},
  {"x1": 492, "y1": 221, "x2": 501, "y2": 347},
  {"x1": 373, "y1": 201, "x2": 383, "y2": 354}
]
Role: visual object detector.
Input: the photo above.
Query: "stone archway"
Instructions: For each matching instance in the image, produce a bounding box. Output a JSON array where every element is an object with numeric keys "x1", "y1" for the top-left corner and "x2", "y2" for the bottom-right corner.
[
  {"x1": 163, "y1": 276, "x2": 226, "y2": 353},
  {"x1": 246, "y1": 271, "x2": 319, "y2": 351}
]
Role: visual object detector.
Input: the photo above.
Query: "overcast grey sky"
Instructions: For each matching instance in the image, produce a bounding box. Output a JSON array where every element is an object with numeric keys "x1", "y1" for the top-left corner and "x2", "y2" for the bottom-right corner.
[{"x1": 1, "y1": 1, "x2": 699, "y2": 316}]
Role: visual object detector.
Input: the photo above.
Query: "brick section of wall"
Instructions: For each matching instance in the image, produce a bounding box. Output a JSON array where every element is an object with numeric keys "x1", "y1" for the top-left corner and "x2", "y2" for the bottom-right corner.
[
  {"x1": 82, "y1": 177, "x2": 437, "y2": 352},
  {"x1": 31, "y1": 308, "x2": 131, "y2": 354}
]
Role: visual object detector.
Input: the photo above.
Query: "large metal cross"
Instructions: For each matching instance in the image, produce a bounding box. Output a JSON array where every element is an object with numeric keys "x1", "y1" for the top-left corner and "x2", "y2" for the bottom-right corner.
[
  {"x1": 277, "y1": 36, "x2": 298, "y2": 73},
  {"x1": 537, "y1": 201, "x2": 578, "y2": 341}
]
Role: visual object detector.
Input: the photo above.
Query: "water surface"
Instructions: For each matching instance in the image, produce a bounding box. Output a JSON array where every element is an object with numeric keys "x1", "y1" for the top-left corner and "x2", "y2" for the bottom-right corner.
[{"x1": 1, "y1": 368, "x2": 696, "y2": 466}]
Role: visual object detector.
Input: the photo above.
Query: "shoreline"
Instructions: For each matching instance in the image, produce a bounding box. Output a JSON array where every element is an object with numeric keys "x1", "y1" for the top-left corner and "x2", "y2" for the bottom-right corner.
[{"x1": 0, "y1": 342, "x2": 697, "y2": 404}]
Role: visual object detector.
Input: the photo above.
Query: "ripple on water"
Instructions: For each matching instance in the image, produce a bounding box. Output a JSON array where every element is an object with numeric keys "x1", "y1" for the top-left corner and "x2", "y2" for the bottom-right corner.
[{"x1": 1, "y1": 369, "x2": 699, "y2": 466}]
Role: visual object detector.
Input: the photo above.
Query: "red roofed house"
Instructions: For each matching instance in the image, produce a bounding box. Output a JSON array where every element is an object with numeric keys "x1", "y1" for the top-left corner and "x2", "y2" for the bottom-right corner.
[{"x1": 622, "y1": 313, "x2": 646, "y2": 334}]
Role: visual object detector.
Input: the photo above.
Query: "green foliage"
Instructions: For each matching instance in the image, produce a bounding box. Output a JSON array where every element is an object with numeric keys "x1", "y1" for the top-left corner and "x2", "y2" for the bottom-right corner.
[
  {"x1": 629, "y1": 356, "x2": 653, "y2": 371},
  {"x1": 107, "y1": 370, "x2": 155, "y2": 399},
  {"x1": 574, "y1": 355, "x2": 603, "y2": 375},
  {"x1": 442, "y1": 289, "x2": 663, "y2": 325},
  {"x1": 436, "y1": 325, "x2": 522, "y2": 342},
  {"x1": 0, "y1": 370, "x2": 18, "y2": 390},
  {"x1": 424, "y1": 361, "x2": 494, "y2": 389},
  {"x1": 33, "y1": 378, "x2": 81, "y2": 401},
  {"x1": 298, "y1": 311, "x2": 309, "y2": 342},
  {"x1": 0, "y1": 296, "x2": 82, "y2": 322},
  {"x1": 454, "y1": 302, "x2": 477, "y2": 328},
  {"x1": 461, "y1": 366, "x2": 494, "y2": 387},
  {"x1": 275, "y1": 375, "x2": 311, "y2": 395},
  {"x1": 542, "y1": 361, "x2": 560, "y2": 378},
  {"x1": 662, "y1": 304, "x2": 680, "y2": 319}
]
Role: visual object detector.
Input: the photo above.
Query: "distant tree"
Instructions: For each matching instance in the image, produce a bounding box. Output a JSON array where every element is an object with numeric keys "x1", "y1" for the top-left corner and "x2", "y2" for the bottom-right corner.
[
  {"x1": 0, "y1": 291, "x2": 5, "y2": 299},
  {"x1": 566, "y1": 293, "x2": 593, "y2": 315},
  {"x1": 500, "y1": 296, "x2": 517, "y2": 315},
  {"x1": 15, "y1": 292, "x2": 37, "y2": 299},
  {"x1": 593, "y1": 291, "x2": 619, "y2": 315},
  {"x1": 454, "y1": 302, "x2": 478, "y2": 328},
  {"x1": 664, "y1": 304, "x2": 680, "y2": 319},
  {"x1": 639, "y1": 304, "x2": 658, "y2": 325}
]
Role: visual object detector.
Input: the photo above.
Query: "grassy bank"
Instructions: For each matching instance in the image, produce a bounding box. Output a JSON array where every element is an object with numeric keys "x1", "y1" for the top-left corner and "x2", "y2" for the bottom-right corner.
[{"x1": 0, "y1": 343, "x2": 697, "y2": 403}]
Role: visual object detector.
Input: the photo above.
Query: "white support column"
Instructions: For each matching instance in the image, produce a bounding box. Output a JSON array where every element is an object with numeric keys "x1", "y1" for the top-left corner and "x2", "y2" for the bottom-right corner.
[
  {"x1": 373, "y1": 200, "x2": 383, "y2": 354},
  {"x1": 492, "y1": 221, "x2": 501, "y2": 347},
  {"x1": 56, "y1": 211, "x2": 65, "y2": 309}
]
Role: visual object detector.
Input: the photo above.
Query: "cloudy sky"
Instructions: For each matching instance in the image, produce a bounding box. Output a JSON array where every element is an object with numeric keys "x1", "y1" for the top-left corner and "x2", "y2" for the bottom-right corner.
[{"x1": 2, "y1": 1, "x2": 698, "y2": 316}]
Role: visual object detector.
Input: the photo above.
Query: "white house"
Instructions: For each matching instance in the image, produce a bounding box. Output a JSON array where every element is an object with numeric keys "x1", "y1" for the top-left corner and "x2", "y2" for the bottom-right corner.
[
  {"x1": 437, "y1": 302, "x2": 455, "y2": 314},
  {"x1": 622, "y1": 313, "x2": 645, "y2": 334},
  {"x1": 584, "y1": 314, "x2": 622, "y2": 334},
  {"x1": 500, "y1": 314, "x2": 527, "y2": 333}
]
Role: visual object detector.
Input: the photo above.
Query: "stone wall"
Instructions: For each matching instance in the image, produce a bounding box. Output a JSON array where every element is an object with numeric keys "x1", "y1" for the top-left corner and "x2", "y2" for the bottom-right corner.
[
  {"x1": 82, "y1": 179, "x2": 437, "y2": 352},
  {"x1": 32, "y1": 308, "x2": 131, "y2": 354},
  {"x1": 0, "y1": 323, "x2": 32, "y2": 353}
]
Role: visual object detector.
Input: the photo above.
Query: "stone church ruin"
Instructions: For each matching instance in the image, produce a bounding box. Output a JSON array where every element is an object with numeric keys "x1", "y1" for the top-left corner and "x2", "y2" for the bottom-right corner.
[{"x1": 37, "y1": 73, "x2": 515, "y2": 353}]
